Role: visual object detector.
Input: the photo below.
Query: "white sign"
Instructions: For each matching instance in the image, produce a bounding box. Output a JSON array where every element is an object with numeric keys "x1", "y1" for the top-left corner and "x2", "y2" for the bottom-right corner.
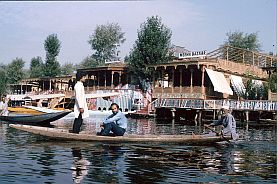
[{"x1": 178, "y1": 50, "x2": 207, "y2": 59}]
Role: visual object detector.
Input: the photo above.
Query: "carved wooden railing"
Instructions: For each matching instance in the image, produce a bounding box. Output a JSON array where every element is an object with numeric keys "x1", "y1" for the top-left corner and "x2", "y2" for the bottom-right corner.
[{"x1": 150, "y1": 98, "x2": 277, "y2": 111}]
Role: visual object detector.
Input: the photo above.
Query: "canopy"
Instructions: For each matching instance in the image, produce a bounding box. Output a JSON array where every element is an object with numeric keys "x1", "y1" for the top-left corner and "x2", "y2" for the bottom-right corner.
[
  {"x1": 6, "y1": 94, "x2": 27, "y2": 101},
  {"x1": 27, "y1": 94, "x2": 65, "y2": 100},
  {"x1": 230, "y1": 75, "x2": 246, "y2": 96},
  {"x1": 205, "y1": 68, "x2": 233, "y2": 95},
  {"x1": 85, "y1": 92, "x2": 120, "y2": 99}
]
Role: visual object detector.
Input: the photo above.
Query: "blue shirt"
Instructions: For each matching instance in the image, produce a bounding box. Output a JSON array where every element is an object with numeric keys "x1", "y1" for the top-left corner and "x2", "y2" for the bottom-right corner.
[
  {"x1": 103, "y1": 111, "x2": 128, "y2": 129},
  {"x1": 211, "y1": 113, "x2": 238, "y2": 140}
]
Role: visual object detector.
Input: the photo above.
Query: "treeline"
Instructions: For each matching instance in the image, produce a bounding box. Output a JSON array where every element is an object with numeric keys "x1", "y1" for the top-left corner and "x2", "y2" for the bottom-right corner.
[{"x1": 1, "y1": 15, "x2": 276, "y2": 98}]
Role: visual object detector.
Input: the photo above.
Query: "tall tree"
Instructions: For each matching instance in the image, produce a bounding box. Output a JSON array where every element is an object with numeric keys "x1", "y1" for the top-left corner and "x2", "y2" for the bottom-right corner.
[
  {"x1": 6, "y1": 58, "x2": 25, "y2": 84},
  {"x1": 60, "y1": 62, "x2": 76, "y2": 76},
  {"x1": 243, "y1": 79, "x2": 267, "y2": 100},
  {"x1": 268, "y1": 73, "x2": 277, "y2": 93},
  {"x1": 127, "y1": 16, "x2": 173, "y2": 88},
  {"x1": 88, "y1": 23, "x2": 125, "y2": 64},
  {"x1": 223, "y1": 31, "x2": 261, "y2": 51},
  {"x1": 0, "y1": 66, "x2": 8, "y2": 97},
  {"x1": 30, "y1": 56, "x2": 44, "y2": 78},
  {"x1": 80, "y1": 56, "x2": 100, "y2": 68},
  {"x1": 44, "y1": 34, "x2": 61, "y2": 77},
  {"x1": 222, "y1": 31, "x2": 261, "y2": 63}
]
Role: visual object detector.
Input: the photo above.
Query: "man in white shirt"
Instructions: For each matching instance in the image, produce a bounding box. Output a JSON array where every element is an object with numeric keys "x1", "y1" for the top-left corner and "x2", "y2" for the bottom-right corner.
[{"x1": 72, "y1": 71, "x2": 89, "y2": 134}]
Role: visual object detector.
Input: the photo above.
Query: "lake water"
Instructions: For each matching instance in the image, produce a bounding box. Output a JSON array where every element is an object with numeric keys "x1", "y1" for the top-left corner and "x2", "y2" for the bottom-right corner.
[{"x1": 0, "y1": 116, "x2": 276, "y2": 184}]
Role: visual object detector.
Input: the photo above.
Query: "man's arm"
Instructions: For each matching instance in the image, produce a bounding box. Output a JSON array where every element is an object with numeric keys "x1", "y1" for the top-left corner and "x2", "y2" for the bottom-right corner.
[
  {"x1": 210, "y1": 118, "x2": 223, "y2": 126},
  {"x1": 103, "y1": 113, "x2": 122, "y2": 124}
]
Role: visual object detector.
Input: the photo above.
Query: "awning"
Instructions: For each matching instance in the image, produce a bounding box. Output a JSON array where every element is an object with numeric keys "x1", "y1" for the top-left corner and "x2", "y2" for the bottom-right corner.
[
  {"x1": 85, "y1": 92, "x2": 121, "y2": 99},
  {"x1": 205, "y1": 68, "x2": 233, "y2": 95},
  {"x1": 7, "y1": 94, "x2": 27, "y2": 101},
  {"x1": 230, "y1": 75, "x2": 246, "y2": 96},
  {"x1": 27, "y1": 94, "x2": 65, "y2": 100}
]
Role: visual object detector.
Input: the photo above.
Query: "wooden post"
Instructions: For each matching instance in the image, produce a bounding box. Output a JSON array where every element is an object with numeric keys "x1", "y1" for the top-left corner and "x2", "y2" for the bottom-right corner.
[
  {"x1": 245, "y1": 111, "x2": 249, "y2": 123},
  {"x1": 198, "y1": 110, "x2": 202, "y2": 125},
  {"x1": 179, "y1": 68, "x2": 183, "y2": 93},
  {"x1": 152, "y1": 69, "x2": 155, "y2": 88},
  {"x1": 172, "y1": 68, "x2": 175, "y2": 93},
  {"x1": 111, "y1": 71, "x2": 114, "y2": 88},
  {"x1": 171, "y1": 108, "x2": 176, "y2": 119},
  {"x1": 190, "y1": 68, "x2": 194, "y2": 93},
  {"x1": 119, "y1": 71, "x2": 122, "y2": 85},
  {"x1": 97, "y1": 71, "x2": 100, "y2": 89},
  {"x1": 161, "y1": 69, "x2": 164, "y2": 94},
  {"x1": 201, "y1": 66, "x2": 205, "y2": 94},
  {"x1": 93, "y1": 74, "x2": 96, "y2": 91},
  {"x1": 213, "y1": 109, "x2": 216, "y2": 119},
  {"x1": 49, "y1": 80, "x2": 52, "y2": 91},
  {"x1": 104, "y1": 71, "x2": 107, "y2": 89},
  {"x1": 171, "y1": 118, "x2": 175, "y2": 135}
]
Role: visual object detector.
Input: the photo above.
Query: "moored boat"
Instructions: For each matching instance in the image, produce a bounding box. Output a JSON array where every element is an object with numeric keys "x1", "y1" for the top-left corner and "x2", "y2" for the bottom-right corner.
[
  {"x1": 8, "y1": 106, "x2": 44, "y2": 115},
  {"x1": 0, "y1": 110, "x2": 72, "y2": 126},
  {"x1": 9, "y1": 124, "x2": 231, "y2": 144}
]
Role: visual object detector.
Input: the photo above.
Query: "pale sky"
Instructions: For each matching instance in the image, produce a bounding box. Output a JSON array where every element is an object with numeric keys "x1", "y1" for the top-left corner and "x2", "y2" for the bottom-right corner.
[{"x1": 0, "y1": 0, "x2": 276, "y2": 68}]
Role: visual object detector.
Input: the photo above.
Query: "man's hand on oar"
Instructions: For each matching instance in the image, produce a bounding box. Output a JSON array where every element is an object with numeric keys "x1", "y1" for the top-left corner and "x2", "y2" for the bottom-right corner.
[
  {"x1": 204, "y1": 124, "x2": 230, "y2": 142},
  {"x1": 204, "y1": 124, "x2": 220, "y2": 136}
]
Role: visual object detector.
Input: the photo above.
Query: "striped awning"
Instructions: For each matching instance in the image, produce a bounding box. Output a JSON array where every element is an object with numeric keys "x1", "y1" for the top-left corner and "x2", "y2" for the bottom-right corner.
[{"x1": 230, "y1": 75, "x2": 246, "y2": 96}]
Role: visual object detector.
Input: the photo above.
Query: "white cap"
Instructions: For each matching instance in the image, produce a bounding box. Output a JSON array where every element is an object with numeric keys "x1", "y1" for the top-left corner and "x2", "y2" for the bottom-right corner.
[{"x1": 221, "y1": 105, "x2": 229, "y2": 110}]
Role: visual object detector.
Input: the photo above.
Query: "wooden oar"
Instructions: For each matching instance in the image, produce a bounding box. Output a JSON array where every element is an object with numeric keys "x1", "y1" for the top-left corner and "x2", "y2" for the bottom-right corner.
[{"x1": 204, "y1": 124, "x2": 230, "y2": 143}]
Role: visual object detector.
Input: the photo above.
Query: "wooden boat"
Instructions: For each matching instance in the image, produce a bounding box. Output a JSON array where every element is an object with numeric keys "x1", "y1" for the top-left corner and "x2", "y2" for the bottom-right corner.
[
  {"x1": 0, "y1": 110, "x2": 71, "y2": 125},
  {"x1": 9, "y1": 124, "x2": 231, "y2": 144},
  {"x1": 8, "y1": 106, "x2": 44, "y2": 115}
]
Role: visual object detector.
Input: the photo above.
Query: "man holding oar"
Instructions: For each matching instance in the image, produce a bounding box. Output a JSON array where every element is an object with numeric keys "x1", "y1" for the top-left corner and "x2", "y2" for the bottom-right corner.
[{"x1": 206, "y1": 105, "x2": 238, "y2": 140}]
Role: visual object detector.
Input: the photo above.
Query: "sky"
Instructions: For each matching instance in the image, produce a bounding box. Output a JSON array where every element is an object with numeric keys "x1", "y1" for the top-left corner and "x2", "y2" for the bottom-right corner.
[{"x1": 0, "y1": 0, "x2": 276, "y2": 68}]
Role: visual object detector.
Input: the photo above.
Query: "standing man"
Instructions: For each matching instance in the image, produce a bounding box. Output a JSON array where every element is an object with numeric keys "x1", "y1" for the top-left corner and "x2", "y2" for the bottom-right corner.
[
  {"x1": 97, "y1": 103, "x2": 127, "y2": 136},
  {"x1": 0, "y1": 97, "x2": 10, "y2": 116},
  {"x1": 72, "y1": 71, "x2": 89, "y2": 134}
]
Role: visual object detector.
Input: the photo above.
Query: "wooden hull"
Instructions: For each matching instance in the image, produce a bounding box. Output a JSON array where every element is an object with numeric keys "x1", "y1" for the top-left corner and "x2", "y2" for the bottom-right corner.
[
  {"x1": 0, "y1": 110, "x2": 71, "y2": 125},
  {"x1": 9, "y1": 124, "x2": 231, "y2": 144}
]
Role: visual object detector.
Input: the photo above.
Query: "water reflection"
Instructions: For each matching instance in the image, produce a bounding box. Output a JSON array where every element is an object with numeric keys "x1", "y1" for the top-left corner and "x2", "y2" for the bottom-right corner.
[
  {"x1": 71, "y1": 147, "x2": 90, "y2": 184},
  {"x1": 0, "y1": 118, "x2": 276, "y2": 183},
  {"x1": 37, "y1": 146, "x2": 56, "y2": 177},
  {"x1": 86, "y1": 144, "x2": 128, "y2": 183}
]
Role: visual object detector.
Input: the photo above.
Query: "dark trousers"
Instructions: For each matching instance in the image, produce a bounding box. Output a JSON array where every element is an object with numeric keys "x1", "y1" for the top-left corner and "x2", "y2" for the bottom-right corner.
[
  {"x1": 100, "y1": 122, "x2": 125, "y2": 136},
  {"x1": 72, "y1": 113, "x2": 83, "y2": 134}
]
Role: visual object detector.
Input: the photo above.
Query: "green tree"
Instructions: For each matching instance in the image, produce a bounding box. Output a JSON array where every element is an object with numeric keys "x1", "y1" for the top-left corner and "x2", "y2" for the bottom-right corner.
[
  {"x1": 243, "y1": 79, "x2": 267, "y2": 100},
  {"x1": 6, "y1": 58, "x2": 25, "y2": 84},
  {"x1": 30, "y1": 56, "x2": 44, "y2": 78},
  {"x1": 223, "y1": 31, "x2": 261, "y2": 51},
  {"x1": 127, "y1": 15, "x2": 173, "y2": 88},
  {"x1": 88, "y1": 23, "x2": 125, "y2": 64},
  {"x1": 80, "y1": 56, "x2": 100, "y2": 68},
  {"x1": 222, "y1": 31, "x2": 261, "y2": 63},
  {"x1": 0, "y1": 66, "x2": 8, "y2": 96},
  {"x1": 60, "y1": 62, "x2": 76, "y2": 75},
  {"x1": 44, "y1": 34, "x2": 61, "y2": 77},
  {"x1": 268, "y1": 73, "x2": 277, "y2": 92}
]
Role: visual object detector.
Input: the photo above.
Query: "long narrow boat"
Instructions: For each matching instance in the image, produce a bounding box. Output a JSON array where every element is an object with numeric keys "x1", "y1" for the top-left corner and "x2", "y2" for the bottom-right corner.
[
  {"x1": 9, "y1": 124, "x2": 231, "y2": 144},
  {"x1": 8, "y1": 106, "x2": 44, "y2": 115},
  {"x1": 0, "y1": 110, "x2": 71, "y2": 125}
]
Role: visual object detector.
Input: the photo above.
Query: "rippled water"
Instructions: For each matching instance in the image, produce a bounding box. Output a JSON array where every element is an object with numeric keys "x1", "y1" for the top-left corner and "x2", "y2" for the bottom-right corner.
[{"x1": 0, "y1": 116, "x2": 276, "y2": 184}]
